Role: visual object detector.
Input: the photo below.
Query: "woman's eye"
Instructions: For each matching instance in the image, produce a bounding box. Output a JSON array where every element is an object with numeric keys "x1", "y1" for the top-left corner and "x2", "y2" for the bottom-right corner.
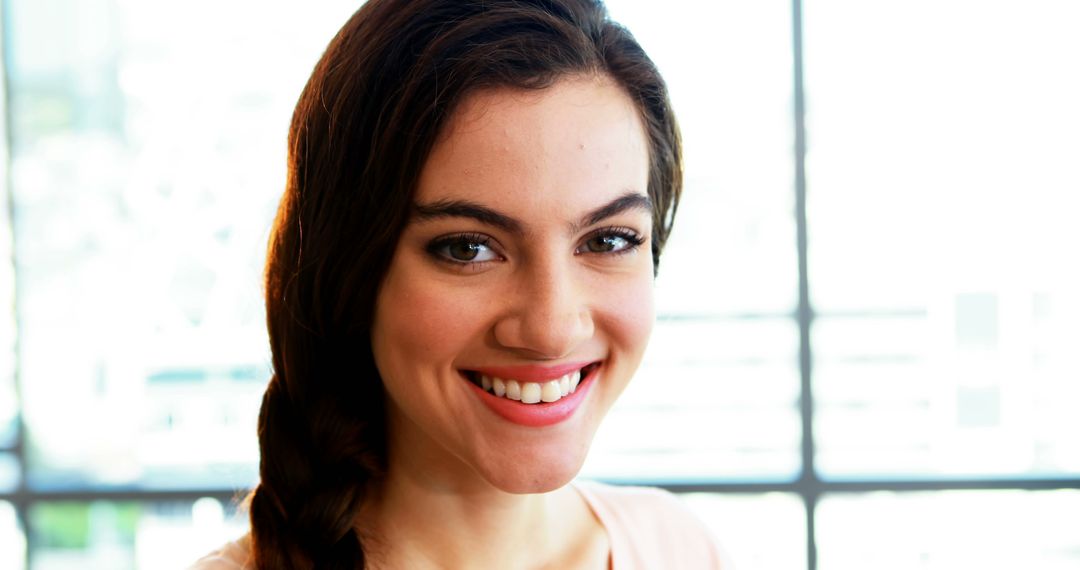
[
  {"x1": 428, "y1": 234, "x2": 500, "y2": 264},
  {"x1": 577, "y1": 228, "x2": 645, "y2": 255},
  {"x1": 583, "y1": 235, "x2": 628, "y2": 253}
]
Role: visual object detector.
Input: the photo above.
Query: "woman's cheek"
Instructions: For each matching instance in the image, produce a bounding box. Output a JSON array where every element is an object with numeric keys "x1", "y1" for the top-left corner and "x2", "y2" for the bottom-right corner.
[
  {"x1": 390, "y1": 276, "x2": 486, "y2": 357},
  {"x1": 598, "y1": 270, "x2": 656, "y2": 358}
]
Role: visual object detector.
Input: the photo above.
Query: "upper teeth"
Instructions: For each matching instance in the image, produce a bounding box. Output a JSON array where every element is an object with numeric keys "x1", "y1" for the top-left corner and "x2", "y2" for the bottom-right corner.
[{"x1": 479, "y1": 370, "x2": 582, "y2": 404}]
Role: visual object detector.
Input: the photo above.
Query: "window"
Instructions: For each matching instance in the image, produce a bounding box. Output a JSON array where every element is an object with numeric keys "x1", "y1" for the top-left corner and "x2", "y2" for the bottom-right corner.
[{"x1": 2, "y1": 0, "x2": 1078, "y2": 568}]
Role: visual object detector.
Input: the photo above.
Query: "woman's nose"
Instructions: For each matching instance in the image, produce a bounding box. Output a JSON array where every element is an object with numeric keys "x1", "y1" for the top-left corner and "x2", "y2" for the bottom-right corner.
[{"x1": 492, "y1": 260, "x2": 594, "y2": 358}]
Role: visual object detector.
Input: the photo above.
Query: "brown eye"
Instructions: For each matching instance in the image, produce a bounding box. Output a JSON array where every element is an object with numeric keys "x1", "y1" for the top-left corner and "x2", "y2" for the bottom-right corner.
[
  {"x1": 576, "y1": 227, "x2": 644, "y2": 255},
  {"x1": 427, "y1": 233, "x2": 500, "y2": 264},
  {"x1": 584, "y1": 234, "x2": 626, "y2": 253},
  {"x1": 448, "y1": 241, "x2": 482, "y2": 261}
]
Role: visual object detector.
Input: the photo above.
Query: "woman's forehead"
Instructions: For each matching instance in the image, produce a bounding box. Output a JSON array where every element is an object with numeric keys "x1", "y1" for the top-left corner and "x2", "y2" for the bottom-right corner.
[{"x1": 415, "y1": 77, "x2": 650, "y2": 221}]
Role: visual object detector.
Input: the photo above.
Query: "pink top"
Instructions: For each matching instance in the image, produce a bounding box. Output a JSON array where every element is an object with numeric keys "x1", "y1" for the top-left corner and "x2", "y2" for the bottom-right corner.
[
  {"x1": 189, "y1": 481, "x2": 731, "y2": 569},
  {"x1": 574, "y1": 481, "x2": 731, "y2": 569}
]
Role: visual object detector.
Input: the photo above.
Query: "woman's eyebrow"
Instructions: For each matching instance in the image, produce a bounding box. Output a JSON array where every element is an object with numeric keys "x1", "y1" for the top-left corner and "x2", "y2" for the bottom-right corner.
[
  {"x1": 412, "y1": 200, "x2": 523, "y2": 233},
  {"x1": 574, "y1": 192, "x2": 652, "y2": 233},
  {"x1": 411, "y1": 191, "x2": 651, "y2": 234}
]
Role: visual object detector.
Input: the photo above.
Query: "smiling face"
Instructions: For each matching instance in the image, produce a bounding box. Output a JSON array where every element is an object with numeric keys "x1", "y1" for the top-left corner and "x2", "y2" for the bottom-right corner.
[{"x1": 370, "y1": 75, "x2": 654, "y2": 494}]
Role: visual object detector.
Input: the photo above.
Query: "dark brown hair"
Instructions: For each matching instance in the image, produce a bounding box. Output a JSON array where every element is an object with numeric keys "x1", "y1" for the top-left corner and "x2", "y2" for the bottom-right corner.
[{"x1": 248, "y1": 0, "x2": 681, "y2": 567}]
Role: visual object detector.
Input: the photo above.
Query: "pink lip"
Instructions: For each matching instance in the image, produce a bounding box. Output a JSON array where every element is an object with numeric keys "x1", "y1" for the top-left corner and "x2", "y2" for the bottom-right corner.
[
  {"x1": 467, "y1": 361, "x2": 593, "y2": 383},
  {"x1": 463, "y1": 364, "x2": 600, "y2": 428}
]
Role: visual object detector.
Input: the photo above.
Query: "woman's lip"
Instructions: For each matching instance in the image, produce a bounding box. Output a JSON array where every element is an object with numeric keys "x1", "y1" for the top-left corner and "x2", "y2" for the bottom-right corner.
[
  {"x1": 464, "y1": 361, "x2": 595, "y2": 383},
  {"x1": 464, "y1": 365, "x2": 600, "y2": 427}
]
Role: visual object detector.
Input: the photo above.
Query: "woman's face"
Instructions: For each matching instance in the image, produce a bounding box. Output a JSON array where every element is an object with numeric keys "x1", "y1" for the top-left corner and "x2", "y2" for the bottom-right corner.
[{"x1": 371, "y1": 76, "x2": 654, "y2": 493}]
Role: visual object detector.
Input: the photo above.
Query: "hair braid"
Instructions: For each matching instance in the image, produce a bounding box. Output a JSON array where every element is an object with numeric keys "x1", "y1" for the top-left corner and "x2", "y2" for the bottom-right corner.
[{"x1": 250, "y1": 355, "x2": 385, "y2": 568}]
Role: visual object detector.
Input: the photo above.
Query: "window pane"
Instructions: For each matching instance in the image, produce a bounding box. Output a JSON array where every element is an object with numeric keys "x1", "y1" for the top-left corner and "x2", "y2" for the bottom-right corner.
[
  {"x1": 817, "y1": 490, "x2": 1080, "y2": 570},
  {"x1": 6, "y1": 0, "x2": 359, "y2": 488},
  {"x1": 583, "y1": 319, "x2": 800, "y2": 480},
  {"x1": 28, "y1": 498, "x2": 246, "y2": 570},
  {"x1": 0, "y1": 452, "x2": 20, "y2": 492},
  {"x1": 0, "y1": 48, "x2": 14, "y2": 449},
  {"x1": 805, "y1": 0, "x2": 1080, "y2": 477},
  {"x1": 1, "y1": 501, "x2": 27, "y2": 570},
  {"x1": 680, "y1": 492, "x2": 806, "y2": 570}
]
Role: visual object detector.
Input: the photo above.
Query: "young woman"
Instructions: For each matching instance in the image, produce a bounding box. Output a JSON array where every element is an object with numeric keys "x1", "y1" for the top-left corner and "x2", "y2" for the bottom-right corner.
[{"x1": 193, "y1": 0, "x2": 729, "y2": 567}]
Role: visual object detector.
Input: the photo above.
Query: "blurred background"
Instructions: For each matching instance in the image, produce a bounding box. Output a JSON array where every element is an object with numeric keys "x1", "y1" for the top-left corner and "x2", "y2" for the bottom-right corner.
[{"x1": 1, "y1": 0, "x2": 1079, "y2": 568}]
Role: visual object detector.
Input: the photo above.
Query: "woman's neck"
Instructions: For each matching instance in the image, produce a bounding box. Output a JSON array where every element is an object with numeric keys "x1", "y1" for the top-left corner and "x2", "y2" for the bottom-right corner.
[{"x1": 357, "y1": 438, "x2": 608, "y2": 569}]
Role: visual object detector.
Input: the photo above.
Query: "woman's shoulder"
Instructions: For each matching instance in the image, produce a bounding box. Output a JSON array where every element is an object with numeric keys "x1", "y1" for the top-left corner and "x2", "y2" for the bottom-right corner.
[
  {"x1": 187, "y1": 534, "x2": 253, "y2": 570},
  {"x1": 573, "y1": 479, "x2": 733, "y2": 569}
]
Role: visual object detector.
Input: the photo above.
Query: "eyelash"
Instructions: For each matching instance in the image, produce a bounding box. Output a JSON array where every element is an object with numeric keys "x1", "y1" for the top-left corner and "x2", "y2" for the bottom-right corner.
[{"x1": 425, "y1": 227, "x2": 646, "y2": 268}]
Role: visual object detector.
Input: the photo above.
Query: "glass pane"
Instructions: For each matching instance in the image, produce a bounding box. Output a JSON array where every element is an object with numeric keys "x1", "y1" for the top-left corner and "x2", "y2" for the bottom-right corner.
[
  {"x1": 680, "y1": 492, "x2": 806, "y2": 570},
  {"x1": 583, "y1": 319, "x2": 800, "y2": 480},
  {"x1": 0, "y1": 393, "x2": 14, "y2": 450},
  {"x1": 805, "y1": 0, "x2": 1080, "y2": 477},
  {"x1": 0, "y1": 452, "x2": 20, "y2": 492},
  {"x1": 0, "y1": 39, "x2": 15, "y2": 449},
  {"x1": 28, "y1": 498, "x2": 246, "y2": 570},
  {"x1": 1, "y1": 501, "x2": 27, "y2": 570},
  {"x1": 6, "y1": 0, "x2": 359, "y2": 489},
  {"x1": 607, "y1": 0, "x2": 797, "y2": 317},
  {"x1": 817, "y1": 490, "x2": 1080, "y2": 570}
]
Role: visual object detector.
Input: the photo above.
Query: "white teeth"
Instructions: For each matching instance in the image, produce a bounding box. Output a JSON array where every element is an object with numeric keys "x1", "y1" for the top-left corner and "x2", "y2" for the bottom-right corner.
[
  {"x1": 520, "y1": 382, "x2": 542, "y2": 404},
  {"x1": 506, "y1": 380, "x2": 521, "y2": 401},
  {"x1": 476, "y1": 368, "x2": 589, "y2": 405},
  {"x1": 541, "y1": 380, "x2": 561, "y2": 402}
]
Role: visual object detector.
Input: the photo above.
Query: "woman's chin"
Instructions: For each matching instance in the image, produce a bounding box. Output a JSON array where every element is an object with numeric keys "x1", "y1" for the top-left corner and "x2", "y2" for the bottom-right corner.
[
  {"x1": 476, "y1": 446, "x2": 590, "y2": 494},
  {"x1": 485, "y1": 466, "x2": 581, "y2": 495}
]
